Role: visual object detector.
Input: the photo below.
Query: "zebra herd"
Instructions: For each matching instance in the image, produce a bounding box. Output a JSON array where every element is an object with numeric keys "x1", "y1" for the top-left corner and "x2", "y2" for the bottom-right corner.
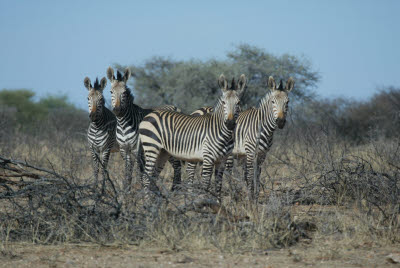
[{"x1": 85, "y1": 67, "x2": 294, "y2": 201}]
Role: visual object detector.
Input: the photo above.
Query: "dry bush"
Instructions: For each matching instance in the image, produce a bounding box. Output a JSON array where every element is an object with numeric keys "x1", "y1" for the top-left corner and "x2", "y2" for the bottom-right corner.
[
  {"x1": 255, "y1": 115, "x2": 400, "y2": 246},
  {"x1": 0, "y1": 128, "x2": 309, "y2": 252},
  {"x1": 1, "y1": 113, "x2": 399, "y2": 253}
]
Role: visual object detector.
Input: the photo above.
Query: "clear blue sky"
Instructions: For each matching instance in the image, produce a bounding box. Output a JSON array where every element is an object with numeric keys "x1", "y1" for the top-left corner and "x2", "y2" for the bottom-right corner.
[{"x1": 1, "y1": 0, "x2": 399, "y2": 109}]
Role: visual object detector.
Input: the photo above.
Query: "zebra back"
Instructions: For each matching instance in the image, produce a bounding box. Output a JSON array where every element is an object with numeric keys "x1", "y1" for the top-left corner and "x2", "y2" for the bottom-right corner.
[{"x1": 190, "y1": 106, "x2": 213, "y2": 116}]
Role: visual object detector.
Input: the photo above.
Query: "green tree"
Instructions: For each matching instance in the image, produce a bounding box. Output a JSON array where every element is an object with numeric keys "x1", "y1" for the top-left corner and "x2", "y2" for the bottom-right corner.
[
  {"x1": 0, "y1": 89, "x2": 85, "y2": 133},
  {"x1": 0, "y1": 89, "x2": 47, "y2": 125},
  {"x1": 38, "y1": 95, "x2": 76, "y2": 111},
  {"x1": 116, "y1": 44, "x2": 319, "y2": 112}
]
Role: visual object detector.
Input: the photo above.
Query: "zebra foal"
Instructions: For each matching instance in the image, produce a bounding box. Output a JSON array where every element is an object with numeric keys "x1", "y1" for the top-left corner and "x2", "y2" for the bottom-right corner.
[{"x1": 84, "y1": 76, "x2": 118, "y2": 190}]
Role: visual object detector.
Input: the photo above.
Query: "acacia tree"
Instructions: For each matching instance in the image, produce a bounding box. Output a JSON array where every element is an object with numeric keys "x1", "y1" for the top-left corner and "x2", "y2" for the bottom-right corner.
[{"x1": 116, "y1": 44, "x2": 319, "y2": 112}]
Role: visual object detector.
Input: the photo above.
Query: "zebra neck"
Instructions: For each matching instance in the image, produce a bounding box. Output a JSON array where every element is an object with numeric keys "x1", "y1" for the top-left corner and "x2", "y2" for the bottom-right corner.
[
  {"x1": 211, "y1": 103, "x2": 234, "y2": 139},
  {"x1": 258, "y1": 93, "x2": 277, "y2": 135},
  {"x1": 116, "y1": 96, "x2": 143, "y2": 122},
  {"x1": 91, "y1": 108, "x2": 108, "y2": 127},
  {"x1": 261, "y1": 109, "x2": 277, "y2": 134}
]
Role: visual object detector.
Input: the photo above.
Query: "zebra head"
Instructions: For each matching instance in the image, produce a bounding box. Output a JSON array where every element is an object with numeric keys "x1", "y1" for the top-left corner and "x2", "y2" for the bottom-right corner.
[
  {"x1": 107, "y1": 67, "x2": 132, "y2": 117},
  {"x1": 267, "y1": 76, "x2": 295, "y2": 129},
  {"x1": 84, "y1": 76, "x2": 107, "y2": 121},
  {"x1": 218, "y1": 74, "x2": 246, "y2": 130}
]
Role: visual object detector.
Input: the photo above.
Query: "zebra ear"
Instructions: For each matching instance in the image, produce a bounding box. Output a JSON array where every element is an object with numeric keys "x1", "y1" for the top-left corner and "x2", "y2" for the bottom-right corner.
[
  {"x1": 107, "y1": 67, "x2": 115, "y2": 82},
  {"x1": 236, "y1": 74, "x2": 247, "y2": 97},
  {"x1": 286, "y1": 77, "x2": 295, "y2": 92},
  {"x1": 218, "y1": 74, "x2": 228, "y2": 93},
  {"x1": 268, "y1": 76, "x2": 276, "y2": 91},
  {"x1": 99, "y1": 77, "x2": 107, "y2": 91},
  {"x1": 84, "y1": 77, "x2": 91, "y2": 90},
  {"x1": 123, "y1": 68, "x2": 131, "y2": 83}
]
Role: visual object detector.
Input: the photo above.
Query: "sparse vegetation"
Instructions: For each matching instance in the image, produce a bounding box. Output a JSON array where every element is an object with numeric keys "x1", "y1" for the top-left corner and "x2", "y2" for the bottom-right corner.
[{"x1": 1, "y1": 93, "x2": 399, "y2": 254}]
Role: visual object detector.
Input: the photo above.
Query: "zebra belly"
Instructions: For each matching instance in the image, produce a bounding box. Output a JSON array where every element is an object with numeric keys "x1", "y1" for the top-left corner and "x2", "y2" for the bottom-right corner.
[
  {"x1": 164, "y1": 147, "x2": 203, "y2": 162},
  {"x1": 232, "y1": 140, "x2": 246, "y2": 156}
]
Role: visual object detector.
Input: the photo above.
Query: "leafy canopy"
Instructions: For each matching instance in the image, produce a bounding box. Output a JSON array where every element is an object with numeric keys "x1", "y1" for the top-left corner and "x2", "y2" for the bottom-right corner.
[{"x1": 116, "y1": 44, "x2": 319, "y2": 112}]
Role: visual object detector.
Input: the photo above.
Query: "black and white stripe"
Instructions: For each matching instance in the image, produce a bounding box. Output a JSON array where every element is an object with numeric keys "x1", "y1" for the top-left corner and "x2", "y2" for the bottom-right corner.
[
  {"x1": 84, "y1": 76, "x2": 118, "y2": 190},
  {"x1": 185, "y1": 106, "x2": 214, "y2": 187},
  {"x1": 107, "y1": 67, "x2": 181, "y2": 190},
  {"x1": 138, "y1": 74, "x2": 246, "y2": 199}
]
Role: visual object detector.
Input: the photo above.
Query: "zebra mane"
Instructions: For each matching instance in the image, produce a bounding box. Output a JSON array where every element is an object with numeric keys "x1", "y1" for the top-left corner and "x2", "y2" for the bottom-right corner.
[
  {"x1": 230, "y1": 78, "x2": 236, "y2": 90},
  {"x1": 116, "y1": 71, "x2": 123, "y2": 81},
  {"x1": 123, "y1": 84, "x2": 134, "y2": 100},
  {"x1": 93, "y1": 78, "x2": 101, "y2": 90},
  {"x1": 212, "y1": 95, "x2": 223, "y2": 112}
]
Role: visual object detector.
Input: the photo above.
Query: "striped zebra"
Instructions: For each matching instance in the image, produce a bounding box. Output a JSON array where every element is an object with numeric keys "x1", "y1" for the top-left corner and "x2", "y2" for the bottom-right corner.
[
  {"x1": 107, "y1": 67, "x2": 181, "y2": 191},
  {"x1": 84, "y1": 76, "x2": 118, "y2": 190},
  {"x1": 138, "y1": 74, "x2": 246, "y2": 198},
  {"x1": 230, "y1": 76, "x2": 294, "y2": 199}
]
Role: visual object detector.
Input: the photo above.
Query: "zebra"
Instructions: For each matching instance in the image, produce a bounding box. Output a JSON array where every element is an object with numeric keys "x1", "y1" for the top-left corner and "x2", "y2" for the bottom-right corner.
[
  {"x1": 230, "y1": 76, "x2": 294, "y2": 199},
  {"x1": 138, "y1": 74, "x2": 246, "y2": 199},
  {"x1": 186, "y1": 76, "x2": 294, "y2": 200},
  {"x1": 84, "y1": 76, "x2": 118, "y2": 191},
  {"x1": 107, "y1": 67, "x2": 181, "y2": 191}
]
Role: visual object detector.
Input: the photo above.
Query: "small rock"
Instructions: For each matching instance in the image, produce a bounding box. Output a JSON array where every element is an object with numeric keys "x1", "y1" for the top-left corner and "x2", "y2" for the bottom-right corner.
[
  {"x1": 177, "y1": 255, "x2": 195, "y2": 264},
  {"x1": 387, "y1": 253, "x2": 400, "y2": 264}
]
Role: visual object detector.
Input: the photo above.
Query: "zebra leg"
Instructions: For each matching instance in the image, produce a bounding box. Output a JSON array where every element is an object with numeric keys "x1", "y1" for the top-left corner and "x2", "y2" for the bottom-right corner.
[
  {"x1": 200, "y1": 158, "x2": 214, "y2": 194},
  {"x1": 100, "y1": 148, "x2": 112, "y2": 194},
  {"x1": 90, "y1": 147, "x2": 100, "y2": 186},
  {"x1": 120, "y1": 148, "x2": 133, "y2": 192},
  {"x1": 245, "y1": 152, "x2": 256, "y2": 200},
  {"x1": 225, "y1": 155, "x2": 234, "y2": 175},
  {"x1": 151, "y1": 150, "x2": 171, "y2": 193},
  {"x1": 214, "y1": 160, "x2": 226, "y2": 202},
  {"x1": 169, "y1": 158, "x2": 181, "y2": 191},
  {"x1": 136, "y1": 143, "x2": 145, "y2": 175},
  {"x1": 254, "y1": 153, "x2": 266, "y2": 200},
  {"x1": 186, "y1": 162, "x2": 197, "y2": 189},
  {"x1": 142, "y1": 147, "x2": 161, "y2": 198}
]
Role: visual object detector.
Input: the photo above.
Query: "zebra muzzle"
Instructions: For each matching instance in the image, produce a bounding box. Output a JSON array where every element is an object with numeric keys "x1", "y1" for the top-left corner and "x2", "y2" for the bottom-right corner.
[
  {"x1": 113, "y1": 107, "x2": 122, "y2": 117},
  {"x1": 89, "y1": 112, "x2": 96, "y2": 121},
  {"x1": 226, "y1": 119, "x2": 236, "y2": 130},
  {"x1": 276, "y1": 118, "x2": 286, "y2": 129}
]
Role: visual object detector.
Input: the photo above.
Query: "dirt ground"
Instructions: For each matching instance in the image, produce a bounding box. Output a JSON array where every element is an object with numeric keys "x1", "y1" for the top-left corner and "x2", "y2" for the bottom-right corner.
[{"x1": 1, "y1": 243, "x2": 399, "y2": 268}]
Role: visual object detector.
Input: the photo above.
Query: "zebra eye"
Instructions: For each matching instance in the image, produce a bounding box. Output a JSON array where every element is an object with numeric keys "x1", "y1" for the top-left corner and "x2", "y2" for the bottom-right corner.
[{"x1": 222, "y1": 101, "x2": 226, "y2": 105}]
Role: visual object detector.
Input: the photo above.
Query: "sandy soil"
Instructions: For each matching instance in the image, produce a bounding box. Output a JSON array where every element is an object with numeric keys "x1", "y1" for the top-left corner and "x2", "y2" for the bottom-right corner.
[{"x1": 1, "y1": 243, "x2": 399, "y2": 268}]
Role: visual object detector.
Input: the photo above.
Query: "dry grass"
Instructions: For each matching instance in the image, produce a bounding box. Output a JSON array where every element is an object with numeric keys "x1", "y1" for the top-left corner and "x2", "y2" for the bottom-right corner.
[{"x1": 0, "y1": 127, "x2": 399, "y2": 267}]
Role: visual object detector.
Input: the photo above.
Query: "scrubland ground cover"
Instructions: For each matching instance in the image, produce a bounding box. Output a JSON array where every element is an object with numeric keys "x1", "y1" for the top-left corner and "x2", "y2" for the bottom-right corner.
[{"x1": 1, "y1": 107, "x2": 399, "y2": 267}]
